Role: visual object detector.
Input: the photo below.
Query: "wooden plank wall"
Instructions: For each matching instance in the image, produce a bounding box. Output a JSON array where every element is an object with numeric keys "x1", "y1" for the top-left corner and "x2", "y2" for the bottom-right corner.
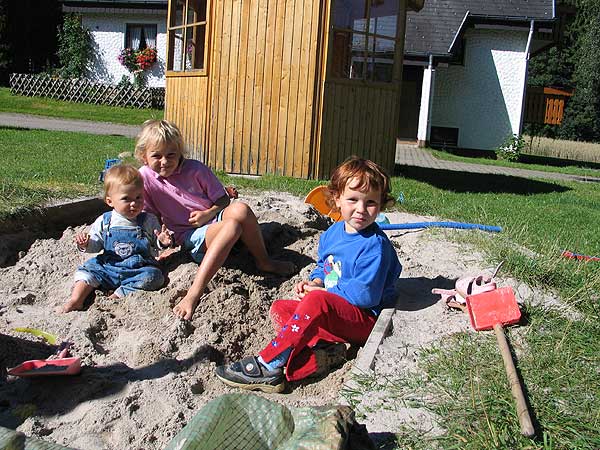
[
  {"x1": 205, "y1": 0, "x2": 324, "y2": 178},
  {"x1": 164, "y1": 76, "x2": 210, "y2": 162},
  {"x1": 318, "y1": 81, "x2": 399, "y2": 179},
  {"x1": 524, "y1": 86, "x2": 573, "y2": 126}
]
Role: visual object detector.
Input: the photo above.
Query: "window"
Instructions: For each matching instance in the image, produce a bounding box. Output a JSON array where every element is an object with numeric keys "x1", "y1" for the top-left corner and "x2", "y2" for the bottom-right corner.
[
  {"x1": 125, "y1": 24, "x2": 157, "y2": 50},
  {"x1": 430, "y1": 126, "x2": 459, "y2": 149},
  {"x1": 167, "y1": 0, "x2": 208, "y2": 73},
  {"x1": 331, "y1": 0, "x2": 399, "y2": 82}
]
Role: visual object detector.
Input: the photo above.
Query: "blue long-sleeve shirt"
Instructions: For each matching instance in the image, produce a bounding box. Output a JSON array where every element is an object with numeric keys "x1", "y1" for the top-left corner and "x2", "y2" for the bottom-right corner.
[{"x1": 310, "y1": 221, "x2": 402, "y2": 315}]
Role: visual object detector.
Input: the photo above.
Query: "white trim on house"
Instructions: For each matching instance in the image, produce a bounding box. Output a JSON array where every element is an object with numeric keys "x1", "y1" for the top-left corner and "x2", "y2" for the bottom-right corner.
[
  {"x1": 417, "y1": 58, "x2": 435, "y2": 147},
  {"x1": 63, "y1": 6, "x2": 161, "y2": 14},
  {"x1": 448, "y1": 10, "x2": 470, "y2": 54}
]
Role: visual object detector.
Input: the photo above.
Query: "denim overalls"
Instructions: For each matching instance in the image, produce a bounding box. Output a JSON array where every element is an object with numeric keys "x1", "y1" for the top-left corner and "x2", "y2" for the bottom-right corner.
[{"x1": 79, "y1": 211, "x2": 164, "y2": 297}]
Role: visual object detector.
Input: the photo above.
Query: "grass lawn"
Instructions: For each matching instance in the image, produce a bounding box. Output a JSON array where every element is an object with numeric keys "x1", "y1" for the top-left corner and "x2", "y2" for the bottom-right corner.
[
  {"x1": 0, "y1": 87, "x2": 163, "y2": 125},
  {"x1": 0, "y1": 127, "x2": 133, "y2": 217},
  {"x1": 2, "y1": 128, "x2": 598, "y2": 449},
  {"x1": 381, "y1": 171, "x2": 599, "y2": 449}
]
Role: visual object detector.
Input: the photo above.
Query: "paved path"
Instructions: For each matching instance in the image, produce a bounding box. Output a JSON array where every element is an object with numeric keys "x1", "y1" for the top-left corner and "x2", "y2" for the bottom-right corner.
[
  {"x1": 0, "y1": 112, "x2": 140, "y2": 138},
  {"x1": 1, "y1": 113, "x2": 597, "y2": 183},
  {"x1": 395, "y1": 141, "x2": 600, "y2": 183}
]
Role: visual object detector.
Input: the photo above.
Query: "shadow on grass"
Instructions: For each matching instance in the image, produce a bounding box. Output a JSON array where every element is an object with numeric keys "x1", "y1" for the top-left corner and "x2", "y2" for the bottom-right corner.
[
  {"x1": 394, "y1": 165, "x2": 571, "y2": 194},
  {"x1": 520, "y1": 153, "x2": 600, "y2": 171}
]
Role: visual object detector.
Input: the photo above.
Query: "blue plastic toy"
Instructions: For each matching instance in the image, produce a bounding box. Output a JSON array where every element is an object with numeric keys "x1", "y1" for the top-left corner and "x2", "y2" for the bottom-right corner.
[
  {"x1": 379, "y1": 221, "x2": 502, "y2": 233},
  {"x1": 99, "y1": 158, "x2": 122, "y2": 182}
]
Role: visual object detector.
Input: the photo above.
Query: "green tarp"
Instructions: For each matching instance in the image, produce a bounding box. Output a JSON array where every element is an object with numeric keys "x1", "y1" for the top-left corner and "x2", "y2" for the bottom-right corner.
[
  {"x1": 0, "y1": 426, "x2": 73, "y2": 450},
  {"x1": 165, "y1": 394, "x2": 374, "y2": 450}
]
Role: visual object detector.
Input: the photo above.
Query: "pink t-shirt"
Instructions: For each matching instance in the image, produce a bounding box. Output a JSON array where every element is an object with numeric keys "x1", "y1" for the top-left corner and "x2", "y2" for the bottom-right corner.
[{"x1": 140, "y1": 159, "x2": 227, "y2": 243}]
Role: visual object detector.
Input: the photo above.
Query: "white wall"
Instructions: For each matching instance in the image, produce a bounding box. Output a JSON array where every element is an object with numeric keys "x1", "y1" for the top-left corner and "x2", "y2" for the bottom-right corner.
[
  {"x1": 431, "y1": 28, "x2": 529, "y2": 150},
  {"x1": 81, "y1": 10, "x2": 167, "y2": 88}
]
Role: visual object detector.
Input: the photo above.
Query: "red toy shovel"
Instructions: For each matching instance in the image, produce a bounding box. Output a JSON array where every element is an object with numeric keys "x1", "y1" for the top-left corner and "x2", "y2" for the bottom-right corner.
[
  {"x1": 466, "y1": 287, "x2": 535, "y2": 437},
  {"x1": 8, "y1": 357, "x2": 81, "y2": 377}
]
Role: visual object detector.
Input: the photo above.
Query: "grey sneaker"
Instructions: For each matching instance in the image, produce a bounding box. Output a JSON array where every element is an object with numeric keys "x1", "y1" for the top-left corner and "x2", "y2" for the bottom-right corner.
[{"x1": 215, "y1": 356, "x2": 285, "y2": 393}]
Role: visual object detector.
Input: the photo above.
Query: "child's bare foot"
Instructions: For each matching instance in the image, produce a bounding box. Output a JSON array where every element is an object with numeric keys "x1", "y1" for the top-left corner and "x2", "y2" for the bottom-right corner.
[
  {"x1": 56, "y1": 298, "x2": 84, "y2": 314},
  {"x1": 257, "y1": 259, "x2": 296, "y2": 276},
  {"x1": 173, "y1": 294, "x2": 199, "y2": 320}
]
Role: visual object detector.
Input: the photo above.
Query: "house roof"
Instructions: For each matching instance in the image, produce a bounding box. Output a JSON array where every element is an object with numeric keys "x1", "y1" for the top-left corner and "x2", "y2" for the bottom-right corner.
[
  {"x1": 61, "y1": 0, "x2": 167, "y2": 9},
  {"x1": 405, "y1": 0, "x2": 555, "y2": 58}
]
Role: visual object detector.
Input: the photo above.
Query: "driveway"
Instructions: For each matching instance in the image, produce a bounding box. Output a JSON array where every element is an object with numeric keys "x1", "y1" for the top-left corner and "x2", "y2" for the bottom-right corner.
[{"x1": 0, "y1": 112, "x2": 140, "y2": 138}]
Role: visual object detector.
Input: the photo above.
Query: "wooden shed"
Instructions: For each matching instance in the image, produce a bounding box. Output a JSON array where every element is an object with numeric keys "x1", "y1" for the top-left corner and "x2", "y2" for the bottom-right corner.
[
  {"x1": 164, "y1": 0, "x2": 424, "y2": 179},
  {"x1": 524, "y1": 86, "x2": 573, "y2": 126}
]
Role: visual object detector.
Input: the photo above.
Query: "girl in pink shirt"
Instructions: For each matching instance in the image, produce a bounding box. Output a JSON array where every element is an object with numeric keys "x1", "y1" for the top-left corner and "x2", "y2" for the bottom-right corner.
[{"x1": 135, "y1": 120, "x2": 295, "y2": 320}]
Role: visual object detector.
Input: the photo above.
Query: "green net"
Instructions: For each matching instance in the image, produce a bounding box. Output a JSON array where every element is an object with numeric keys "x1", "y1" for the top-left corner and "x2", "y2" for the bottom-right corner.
[
  {"x1": 0, "y1": 426, "x2": 74, "y2": 450},
  {"x1": 165, "y1": 393, "x2": 374, "y2": 450}
]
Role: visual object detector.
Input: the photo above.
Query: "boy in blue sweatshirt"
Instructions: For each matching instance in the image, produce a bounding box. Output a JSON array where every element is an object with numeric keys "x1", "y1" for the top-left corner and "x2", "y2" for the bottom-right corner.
[{"x1": 216, "y1": 156, "x2": 402, "y2": 393}]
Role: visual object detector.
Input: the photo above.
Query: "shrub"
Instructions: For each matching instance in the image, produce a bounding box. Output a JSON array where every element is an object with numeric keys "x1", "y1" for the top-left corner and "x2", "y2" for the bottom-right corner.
[
  {"x1": 56, "y1": 14, "x2": 92, "y2": 79},
  {"x1": 495, "y1": 134, "x2": 526, "y2": 162}
]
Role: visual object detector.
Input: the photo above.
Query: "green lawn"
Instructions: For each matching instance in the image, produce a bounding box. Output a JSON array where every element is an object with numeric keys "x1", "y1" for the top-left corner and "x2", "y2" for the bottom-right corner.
[
  {"x1": 1, "y1": 127, "x2": 598, "y2": 449},
  {"x1": 0, "y1": 127, "x2": 133, "y2": 216},
  {"x1": 0, "y1": 87, "x2": 163, "y2": 125},
  {"x1": 382, "y1": 169, "x2": 600, "y2": 448}
]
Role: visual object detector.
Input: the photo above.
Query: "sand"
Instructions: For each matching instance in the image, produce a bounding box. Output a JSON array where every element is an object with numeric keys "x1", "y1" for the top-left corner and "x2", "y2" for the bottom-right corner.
[{"x1": 0, "y1": 191, "x2": 563, "y2": 449}]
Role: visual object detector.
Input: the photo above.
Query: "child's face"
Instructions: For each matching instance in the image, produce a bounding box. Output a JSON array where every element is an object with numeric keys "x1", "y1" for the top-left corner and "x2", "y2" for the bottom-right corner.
[
  {"x1": 105, "y1": 183, "x2": 144, "y2": 220},
  {"x1": 334, "y1": 178, "x2": 381, "y2": 233},
  {"x1": 143, "y1": 143, "x2": 182, "y2": 178}
]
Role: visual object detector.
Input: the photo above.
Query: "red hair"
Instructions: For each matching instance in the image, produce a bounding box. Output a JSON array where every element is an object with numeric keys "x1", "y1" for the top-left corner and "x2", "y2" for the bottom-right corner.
[{"x1": 326, "y1": 156, "x2": 394, "y2": 211}]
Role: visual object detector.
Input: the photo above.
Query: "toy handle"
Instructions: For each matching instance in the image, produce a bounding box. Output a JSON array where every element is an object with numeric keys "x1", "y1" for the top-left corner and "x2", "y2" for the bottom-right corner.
[{"x1": 494, "y1": 323, "x2": 535, "y2": 437}]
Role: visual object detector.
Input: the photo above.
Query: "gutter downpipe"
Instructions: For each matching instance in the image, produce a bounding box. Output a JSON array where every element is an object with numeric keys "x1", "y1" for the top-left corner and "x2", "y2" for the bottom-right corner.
[
  {"x1": 518, "y1": 19, "x2": 535, "y2": 135},
  {"x1": 417, "y1": 53, "x2": 435, "y2": 147}
]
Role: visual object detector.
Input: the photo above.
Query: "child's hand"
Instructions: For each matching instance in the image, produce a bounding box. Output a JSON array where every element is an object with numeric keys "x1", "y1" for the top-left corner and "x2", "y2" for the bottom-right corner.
[
  {"x1": 155, "y1": 224, "x2": 174, "y2": 248},
  {"x1": 74, "y1": 233, "x2": 90, "y2": 250},
  {"x1": 188, "y1": 210, "x2": 212, "y2": 227},
  {"x1": 225, "y1": 185, "x2": 239, "y2": 199},
  {"x1": 295, "y1": 279, "x2": 325, "y2": 299}
]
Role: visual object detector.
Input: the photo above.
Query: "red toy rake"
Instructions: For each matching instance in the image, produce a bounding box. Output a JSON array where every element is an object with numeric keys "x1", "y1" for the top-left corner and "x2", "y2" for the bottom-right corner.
[{"x1": 466, "y1": 287, "x2": 535, "y2": 437}]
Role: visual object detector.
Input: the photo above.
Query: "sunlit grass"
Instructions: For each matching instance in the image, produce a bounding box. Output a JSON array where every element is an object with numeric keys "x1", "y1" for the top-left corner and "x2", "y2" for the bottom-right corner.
[
  {"x1": 0, "y1": 127, "x2": 132, "y2": 218},
  {"x1": 525, "y1": 135, "x2": 600, "y2": 164},
  {"x1": 0, "y1": 87, "x2": 163, "y2": 125}
]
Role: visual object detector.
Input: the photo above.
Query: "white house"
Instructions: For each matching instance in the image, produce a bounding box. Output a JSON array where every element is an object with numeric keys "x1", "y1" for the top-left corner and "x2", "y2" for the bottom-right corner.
[
  {"x1": 61, "y1": 0, "x2": 167, "y2": 88},
  {"x1": 399, "y1": 0, "x2": 557, "y2": 151}
]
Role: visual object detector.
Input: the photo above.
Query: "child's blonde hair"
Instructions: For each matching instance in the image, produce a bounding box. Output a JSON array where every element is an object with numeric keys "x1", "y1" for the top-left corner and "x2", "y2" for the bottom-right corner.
[
  {"x1": 103, "y1": 164, "x2": 143, "y2": 200},
  {"x1": 134, "y1": 119, "x2": 186, "y2": 162},
  {"x1": 326, "y1": 156, "x2": 395, "y2": 211}
]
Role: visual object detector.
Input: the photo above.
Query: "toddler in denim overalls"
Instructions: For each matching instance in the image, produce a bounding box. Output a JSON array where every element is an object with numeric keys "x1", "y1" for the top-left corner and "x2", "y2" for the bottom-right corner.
[{"x1": 58, "y1": 164, "x2": 173, "y2": 313}]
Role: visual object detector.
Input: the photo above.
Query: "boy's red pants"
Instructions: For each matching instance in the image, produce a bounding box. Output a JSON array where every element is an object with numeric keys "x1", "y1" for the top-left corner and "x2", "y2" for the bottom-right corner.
[{"x1": 259, "y1": 290, "x2": 376, "y2": 381}]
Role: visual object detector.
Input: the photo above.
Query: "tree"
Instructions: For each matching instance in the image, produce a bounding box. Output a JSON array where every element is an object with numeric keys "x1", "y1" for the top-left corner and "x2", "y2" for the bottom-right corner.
[
  {"x1": 558, "y1": 0, "x2": 600, "y2": 141},
  {"x1": 527, "y1": 1, "x2": 577, "y2": 88},
  {"x1": 0, "y1": 0, "x2": 10, "y2": 85},
  {"x1": 57, "y1": 13, "x2": 92, "y2": 79},
  {"x1": 527, "y1": 0, "x2": 600, "y2": 142}
]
